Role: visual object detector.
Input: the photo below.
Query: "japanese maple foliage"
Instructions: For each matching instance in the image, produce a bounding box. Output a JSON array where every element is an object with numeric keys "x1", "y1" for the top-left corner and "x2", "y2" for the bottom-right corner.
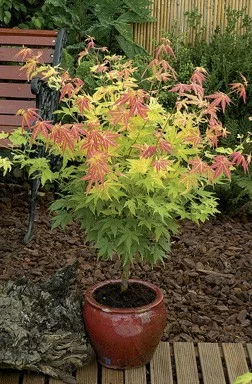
[{"x1": 1, "y1": 37, "x2": 251, "y2": 284}]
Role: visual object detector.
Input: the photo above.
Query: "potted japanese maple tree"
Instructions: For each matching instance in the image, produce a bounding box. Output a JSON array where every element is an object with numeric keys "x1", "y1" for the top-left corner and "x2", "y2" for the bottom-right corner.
[{"x1": 0, "y1": 37, "x2": 250, "y2": 369}]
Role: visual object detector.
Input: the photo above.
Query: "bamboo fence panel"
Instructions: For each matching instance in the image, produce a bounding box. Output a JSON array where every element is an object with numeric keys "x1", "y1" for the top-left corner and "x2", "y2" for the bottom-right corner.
[{"x1": 133, "y1": 0, "x2": 252, "y2": 54}]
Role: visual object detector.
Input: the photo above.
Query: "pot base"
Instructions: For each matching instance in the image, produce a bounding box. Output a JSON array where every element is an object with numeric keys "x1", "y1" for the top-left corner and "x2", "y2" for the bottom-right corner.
[
  {"x1": 83, "y1": 279, "x2": 166, "y2": 370},
  {"x1": 97, "y1": 359, "x2": 147, "y2": 370}
]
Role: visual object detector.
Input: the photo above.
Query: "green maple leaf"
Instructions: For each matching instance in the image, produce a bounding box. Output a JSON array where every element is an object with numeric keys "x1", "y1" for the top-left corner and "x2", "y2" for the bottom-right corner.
[
  {"x1": 233, "y1": 372, "x2": 252, "y2": 384},
  {"x1": 124, "y1": 199, "x2": 136, "y2": 215},
  {"x1": 0, "y1": 157, "x2": 12, "y2": 175}
]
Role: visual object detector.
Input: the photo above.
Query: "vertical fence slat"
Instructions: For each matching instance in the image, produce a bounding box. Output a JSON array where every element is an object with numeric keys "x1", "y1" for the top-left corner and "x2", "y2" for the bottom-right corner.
[{"x1": 134, "y1": 0, "x2": 252, "y2": 52}]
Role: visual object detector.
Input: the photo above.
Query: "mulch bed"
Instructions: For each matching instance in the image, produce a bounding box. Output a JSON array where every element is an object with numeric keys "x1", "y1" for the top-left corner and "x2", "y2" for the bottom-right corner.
[{"x1": 0, "y1": 183, "x2": 251, "y2": 343}]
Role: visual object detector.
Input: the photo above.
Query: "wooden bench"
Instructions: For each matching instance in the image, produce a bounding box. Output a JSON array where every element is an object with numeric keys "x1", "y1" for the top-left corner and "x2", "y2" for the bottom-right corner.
[
  {"x1": 0, "y1": 343, "x2": 251, "y2": 384},
  {"x1": 0, "y1": 28, "x2": 67, "y2": 243}
]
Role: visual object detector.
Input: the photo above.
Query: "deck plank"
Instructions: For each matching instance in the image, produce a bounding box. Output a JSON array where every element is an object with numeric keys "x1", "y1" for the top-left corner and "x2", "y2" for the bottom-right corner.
[
  {"x1": 0, "y1": 371, "x2": 20, "y2": 384},
  {"x1": 124, "y1": 366, "x2": 146, "y2": 384},
  {"x1": 247, "y1": 344, "x2": 252, "y2": 365},
  {"x1": 0, "y1": 343, "x2": 251, "y2": 384},
  {"x1": 150, "y1": 342, "x2": 173, "y2": 384},
  {"x1": 198, "y1": 343, "x2": 226, "y2": 384},
  {"x1": 174, "y1": 342, "x2": 199, "y2": 384},
  {"x1": 222, "y1": 343, "x2": 249, "y2": 383},
  {"x1": 23, "y1": 372, "x2": 45, "y2": 384},
  {"x1": 102, "y1": 367, "x2": 124, "y2": 384},
  {"x1": 76, "y1": 357, "x2": 98, "y2": 384}
]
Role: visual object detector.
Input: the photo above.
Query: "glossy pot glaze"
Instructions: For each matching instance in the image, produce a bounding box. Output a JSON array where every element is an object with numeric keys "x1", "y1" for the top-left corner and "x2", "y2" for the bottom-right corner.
[{"x1": 83, "y1": 279, "x2": 166, "y2": 369}]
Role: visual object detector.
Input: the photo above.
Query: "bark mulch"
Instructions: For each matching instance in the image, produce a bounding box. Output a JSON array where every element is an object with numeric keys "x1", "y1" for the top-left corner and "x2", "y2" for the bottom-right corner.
[{"x1": 0, "y1": 183, "x2": 251, "y2": 343}]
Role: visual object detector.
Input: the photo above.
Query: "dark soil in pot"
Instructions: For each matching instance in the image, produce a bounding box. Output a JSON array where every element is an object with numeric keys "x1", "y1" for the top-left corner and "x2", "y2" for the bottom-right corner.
[{"x1": 94, "y1": 282, "x2": 156, "y2": 308}]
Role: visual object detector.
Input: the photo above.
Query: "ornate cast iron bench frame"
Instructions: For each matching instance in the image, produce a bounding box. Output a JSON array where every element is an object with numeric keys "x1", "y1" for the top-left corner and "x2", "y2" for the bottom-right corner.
[{"x1": 0, "y1": 28, "x2": 67, "y2": 243}]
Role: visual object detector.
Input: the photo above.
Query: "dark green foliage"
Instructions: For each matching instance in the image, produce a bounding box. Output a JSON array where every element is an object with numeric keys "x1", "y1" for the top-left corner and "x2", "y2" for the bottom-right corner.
[
  {"x1": 0, "y1": 0, "x2": 39, "y2": 27},
  {"x1": 76, "y1": 59, "x2": 101, "y2": 94},
  {"x1": 158, "y1": 8, "x2": 252, "y2": 210},
  {"x1": 184, "y1": 7, "x2": 252, "y2": 147},
  {"x1": 1, "y1": 0, "x2": 153, "y2": 57}
]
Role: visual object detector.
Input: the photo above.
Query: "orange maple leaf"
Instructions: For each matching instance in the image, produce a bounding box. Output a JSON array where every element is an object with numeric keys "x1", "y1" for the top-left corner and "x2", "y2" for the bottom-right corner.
[
  {"x1": 190, "y1": 83, "x2": 204, "y2": 98},
  {"x1": 21, "y1": 52, "x2": 43, "y2": 80},
  {"x1": 16, "y1": 108, "x2": 41, "y2": 133},
  {"x1": 114, "y1": 89, "x2": 147, "y2": 107},
  {"x1": 82, "y1": 152, "x2": 110, "y2": 192},
  {"x1": 190, "y1": 67, "x2": 207, "y2": 86},
  {"x1": 206, "y1": 92, "x2": 231, "y2": 113},
  {"x1": 71, "y1": 123, "x2": 85, "y2": 140},
  {"x1": 210, "y1": 155, "x2": 233, "y2": 180},
  {"x1": 99, "y1": 131, "x2": 119, "y2": 150},
  {"x1": 183, "y1": 129, "x2": 202, "y2": 148},
  {"x1": 75, "y1": 96, "x2": 91, "y2": 114},
  {"x1": 50, "y1": 123, "x2": 76, "y2": 152},
  {"x1": 152, "y1": 157, "x2": 173, "y2": 172},
  {"x1": 230, "y1": 151, "x2": 248, "y2": 172},
  {"x1": 154, "y1": 38, "x2": 176, "y2": 60},
  {"x1": 188, "y1": 156, "x2": 208, "y2": 175},
  {"x1": 133, "y1": 144, "x2": 157, "y2": 158},
  {"x1": 112, "y1": 89, "x2": 150, "y2": 121},
  {"x1": 159, "y1": 139, "x2": 173, "y2": 154},
  {"x1": 108, "y1": 106, "x2": 131, "y2": 127},
  {"x1": 129, "y1": 98, "x2": 149, "y2": 119},
  {"x1": 229, "y1": 80, "x2": 247, "y2": 103},
  {"x1": 81, "y1": 130, "x2": 103, "y2": 157},
  {"x1": 31, "y1": 120, "x2": 53, "y2": 140},
  {"x1": 170, "y1": 83, "x2": 192, "y2": 96},
  {"x1": 60, "y1": 82, "x2": 75, "y2": 101},
  {"x1": 14, "y1": 47, "x2": 35, "y2": 61}
]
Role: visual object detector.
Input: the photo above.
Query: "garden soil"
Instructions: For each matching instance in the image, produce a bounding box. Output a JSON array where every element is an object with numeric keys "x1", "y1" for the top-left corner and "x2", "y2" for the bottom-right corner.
[{"x1": 0, "y1": 183, "x2": 251, "y2": 343}]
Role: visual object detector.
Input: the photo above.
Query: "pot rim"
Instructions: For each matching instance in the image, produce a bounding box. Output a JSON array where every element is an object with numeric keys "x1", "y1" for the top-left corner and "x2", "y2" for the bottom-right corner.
[{"x1": 84, "y1": 279, "x2": 164, "y2": 314}]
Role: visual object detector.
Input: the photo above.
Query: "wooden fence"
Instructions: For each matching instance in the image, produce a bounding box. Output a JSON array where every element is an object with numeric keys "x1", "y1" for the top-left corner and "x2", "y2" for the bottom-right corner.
[{"x1": 133, "y1": 0, "x2": 252, "y2": 54}]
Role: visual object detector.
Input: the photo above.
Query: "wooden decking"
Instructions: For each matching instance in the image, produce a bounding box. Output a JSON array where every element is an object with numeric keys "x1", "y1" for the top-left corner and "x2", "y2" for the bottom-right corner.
[{"x1": 0, "y1": 343, "x2": 251, "y2": 384}]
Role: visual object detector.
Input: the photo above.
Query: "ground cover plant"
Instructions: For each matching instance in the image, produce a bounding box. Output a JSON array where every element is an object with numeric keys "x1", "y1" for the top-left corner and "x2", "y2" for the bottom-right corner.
[{"x1": 0, "y1": 36, "x2": 250, "y2": 289}]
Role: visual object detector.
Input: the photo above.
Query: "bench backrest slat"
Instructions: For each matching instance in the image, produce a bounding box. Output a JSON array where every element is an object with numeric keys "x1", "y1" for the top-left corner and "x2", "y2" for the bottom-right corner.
[
  {"x1": 0, "y1": 28, "x2": 58, "y2": 46},
  {"x1": 0, "y1": 115, "x2": 23, "y2": 127},
  {"x1": 0, "y1": 65, "x2": 29, "y2": 80},
  {"x1": 0, "y1": 47, "x2": 54, "y2": 63},
  {"x1": 0, "y1": 100, "x2": 35, "y2": 115},
  {"x1": 0, "y1": 83, "x2": 35, "y2": 99},
  {"x1": 0, "y1": 28, "x2": 66, "y2": 145}
]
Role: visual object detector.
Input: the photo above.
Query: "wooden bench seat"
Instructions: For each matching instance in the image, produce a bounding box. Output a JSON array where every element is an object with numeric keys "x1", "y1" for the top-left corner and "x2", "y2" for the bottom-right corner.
[{"x1": 0, "y1": 28, "x2": 67, "y2": 242}]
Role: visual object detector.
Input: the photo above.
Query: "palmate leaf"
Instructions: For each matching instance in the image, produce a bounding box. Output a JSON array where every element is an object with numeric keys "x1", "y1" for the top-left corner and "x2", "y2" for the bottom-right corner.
[
  {"x1": 25, "y1": 157, "x2": 58, "y2": 186},
  {"x1": 9, "y1": 128, "x2": 29, "y2": 146},
  {"x1": 0, "y1": 157, "x2": 13, "y2": 175},
  {"x1": 100, "y1": 218, "x2": 124, "y2": 237},
  {"x1": 0, "y1": 132, "x2": 9, "y2": 140},
  {"x1": 97, "y1": 237, "x2": 115, "y2": 259},
  {"x1": 51, "y1": 211, "x2": 73, "y2": 230},
  {"x1": 180, "y1": 172, "x2": 198, "y2": 194},
  {"x1": 124, "y1": 199, "x2": 136, "y2": 215},
  {"x1": 211, "y1": 155, "x2": 233, "y2": 180},
  {"x1": 233, "y1": 372, "x2": 252, "y2": 384}
]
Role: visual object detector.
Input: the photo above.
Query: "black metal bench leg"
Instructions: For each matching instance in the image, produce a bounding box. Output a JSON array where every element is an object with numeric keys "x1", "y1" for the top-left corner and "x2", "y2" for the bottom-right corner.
[{"x1": 23, "y1": 177, "x2": 40, "y2": 244}]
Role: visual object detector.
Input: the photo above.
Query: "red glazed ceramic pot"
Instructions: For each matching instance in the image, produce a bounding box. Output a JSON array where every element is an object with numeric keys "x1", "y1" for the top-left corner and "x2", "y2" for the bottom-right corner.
[{"x1": 83, "y1": 279, "x2": 166, "y2": 369}]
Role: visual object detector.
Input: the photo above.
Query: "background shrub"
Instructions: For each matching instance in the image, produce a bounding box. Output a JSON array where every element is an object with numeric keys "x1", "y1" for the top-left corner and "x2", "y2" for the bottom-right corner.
[{"x1": 0, "y1": 0, "x2": 153, "y2": 57}]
